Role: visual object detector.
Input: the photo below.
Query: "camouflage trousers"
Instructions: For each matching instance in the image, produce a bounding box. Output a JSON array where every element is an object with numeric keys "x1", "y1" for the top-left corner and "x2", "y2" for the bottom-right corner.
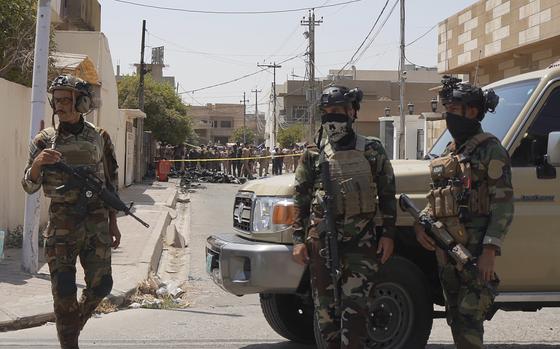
[
  {"x1": 308, "y1": 231, "x2": 378, "y2": 349},
  {"x1": 438, "y1": 249, "x2": 499, "y2": 349},
  {"x1": 44, "y1": 206, "x2": 113, "y2": 349}
]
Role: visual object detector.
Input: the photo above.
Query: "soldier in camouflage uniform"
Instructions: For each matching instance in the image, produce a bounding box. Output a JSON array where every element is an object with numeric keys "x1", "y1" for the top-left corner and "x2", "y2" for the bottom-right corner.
[
  {"x1": 21, "y1": 75, "x2": 120, "y2": 349},
  {"x1": 292, "y1": 86, "x2": 397, "y2": 349},
  {"x1": 415, "y1": 77, "x2": 514, "y2": 349}
]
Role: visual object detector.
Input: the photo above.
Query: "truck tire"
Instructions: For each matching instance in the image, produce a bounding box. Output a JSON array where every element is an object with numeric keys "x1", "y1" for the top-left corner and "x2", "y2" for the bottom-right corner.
[
  {"x1": 259, "y1": 293, "x2": 315, "y2": 344},
  {"x1": 313, "y1": 256, "x2": 433, "y2": 349}
]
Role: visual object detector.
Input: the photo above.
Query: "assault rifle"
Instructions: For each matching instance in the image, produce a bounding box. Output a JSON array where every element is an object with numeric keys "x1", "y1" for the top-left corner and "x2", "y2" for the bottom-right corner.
[
  {"x1": 319, "y1": 160, "x2": 342, "y2": 320},
  {"x1": 399, "y1": 194, "x2": 472, "y2": 267},
  {"x1": 399, "y1": 194, "x2": 498, "y2": 294},
  {"x1": 48, "y1": 162, "x2": 150, "y2": 228}
]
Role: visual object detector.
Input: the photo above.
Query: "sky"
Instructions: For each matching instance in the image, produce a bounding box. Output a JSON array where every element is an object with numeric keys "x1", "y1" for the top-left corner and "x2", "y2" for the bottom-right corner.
[{"x1": 98, "y1": 0, "x2": 476, "y2": 112}]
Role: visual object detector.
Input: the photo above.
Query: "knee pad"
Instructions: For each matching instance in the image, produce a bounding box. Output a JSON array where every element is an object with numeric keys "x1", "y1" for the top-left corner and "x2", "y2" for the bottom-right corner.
[
  {"x1": 55, "y1": 271, "x2": 77, "y2": 297},
  {"x1": 93, "y1": 274, "x2": 113, "y2": 297}
]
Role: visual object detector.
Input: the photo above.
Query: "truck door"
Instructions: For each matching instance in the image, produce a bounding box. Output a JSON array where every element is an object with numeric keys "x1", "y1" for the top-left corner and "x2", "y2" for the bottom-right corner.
[{"x1": 498, "y1": 83, "x2": 560, "y2": 291}]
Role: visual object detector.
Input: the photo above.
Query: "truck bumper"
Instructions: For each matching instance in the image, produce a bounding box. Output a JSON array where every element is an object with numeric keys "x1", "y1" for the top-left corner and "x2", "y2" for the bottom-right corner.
[{"x1": 206, "y1": 234, "x2": 306, "y2": 296}]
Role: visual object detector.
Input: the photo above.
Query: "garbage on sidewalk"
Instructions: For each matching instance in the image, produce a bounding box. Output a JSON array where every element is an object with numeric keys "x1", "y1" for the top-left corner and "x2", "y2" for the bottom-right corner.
[{"x1": 128, "y1": 274, "x2": 190, "y2": 310}]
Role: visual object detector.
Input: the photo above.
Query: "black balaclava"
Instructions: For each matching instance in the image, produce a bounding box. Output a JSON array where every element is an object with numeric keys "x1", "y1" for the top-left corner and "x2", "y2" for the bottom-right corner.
[{"x1": 445, "y1": 111, "x2": 481, "y2": 145}]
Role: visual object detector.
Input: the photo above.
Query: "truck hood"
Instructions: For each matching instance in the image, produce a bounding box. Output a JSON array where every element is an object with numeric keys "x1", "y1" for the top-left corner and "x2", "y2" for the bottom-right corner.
[
  {"x1": 239, "y1": 160, "x2": 431, "y2": 197},
  {"x1": 391, "y1": 159, "x2": 431, "y2": 195}
]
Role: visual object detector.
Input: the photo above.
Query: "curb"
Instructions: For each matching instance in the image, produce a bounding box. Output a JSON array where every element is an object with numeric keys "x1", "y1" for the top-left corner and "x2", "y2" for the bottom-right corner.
[
  {"x1": 165, "y1": 189, "x2": 178, "y2": 209},
  {"x1": 107, "y1": 209, "x2": 172, "y2": 307},
  {"x1": 0, "y1": 312, "x2": 55, "y2": 332}
]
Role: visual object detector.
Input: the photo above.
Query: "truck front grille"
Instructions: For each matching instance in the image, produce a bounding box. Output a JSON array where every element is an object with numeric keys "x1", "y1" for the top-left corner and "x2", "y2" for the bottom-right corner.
[{"x1": 233, "y1": 192, "x2": 253, "y2": 232}]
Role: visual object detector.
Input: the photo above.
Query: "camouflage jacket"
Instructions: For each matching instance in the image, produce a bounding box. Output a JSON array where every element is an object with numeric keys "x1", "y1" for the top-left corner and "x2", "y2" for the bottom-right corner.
[
  {"x1": 21, "y1": 121, "x2": 119, "y2": 211},
  {"x1": 292, "y1": 135, "x2": 396, "y2": 244},
  {"x1": 424, "y1": 130, "x2": 514, "y2": 252}
]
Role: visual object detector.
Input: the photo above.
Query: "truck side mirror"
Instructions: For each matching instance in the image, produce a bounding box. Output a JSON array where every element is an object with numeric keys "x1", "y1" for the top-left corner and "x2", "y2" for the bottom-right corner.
[{"x1": 546, "y1": 131, "x2": 560, "y2": 167}]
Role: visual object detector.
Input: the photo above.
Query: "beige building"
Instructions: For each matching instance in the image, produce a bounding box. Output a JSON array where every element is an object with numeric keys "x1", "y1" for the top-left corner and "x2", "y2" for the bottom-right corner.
[
  {"x1": 438, "y1": 0, "x2": 560, "y2": 84},
  {"x1": 278, "y1": 67, "x2": 442, "y2": 138},
  {"x1": 190, "y1": 104, "x2": 258, "y2": 145}
]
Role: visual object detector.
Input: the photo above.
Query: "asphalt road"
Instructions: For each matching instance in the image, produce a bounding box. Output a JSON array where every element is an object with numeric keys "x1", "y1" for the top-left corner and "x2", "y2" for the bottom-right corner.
[{"x1": 2, "y1": 182, "x2": 560, "y2": 348}]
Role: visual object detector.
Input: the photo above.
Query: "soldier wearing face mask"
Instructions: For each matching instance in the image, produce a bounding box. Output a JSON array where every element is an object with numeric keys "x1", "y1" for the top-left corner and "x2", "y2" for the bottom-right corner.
[
  {"x1": 291, "y1": 85, "x2": 397, "y2": 348},
  {"x1": 414, "y1": 76, "x2": 514, "y2": 349}
]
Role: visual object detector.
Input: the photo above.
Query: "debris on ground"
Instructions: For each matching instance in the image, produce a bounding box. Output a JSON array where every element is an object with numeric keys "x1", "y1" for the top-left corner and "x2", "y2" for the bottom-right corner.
[
  {"x1": 169, "y1": 168, "x2": 249, "y2": 190},
  {"x1": 94, "y1": 298, "x2": 118, "y2": 314},
  {"x1": 128, "y1": 274, "x2": 190, "y2": 310}
]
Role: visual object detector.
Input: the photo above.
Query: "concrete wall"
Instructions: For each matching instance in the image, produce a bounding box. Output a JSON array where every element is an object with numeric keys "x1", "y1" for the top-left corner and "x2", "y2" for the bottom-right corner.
[
  {"x1": 0, "y1": 79, "x2": 50, "y2": 231},
  {"x1": 54, "y1": 31, "x2": 126, "y2": 188}
]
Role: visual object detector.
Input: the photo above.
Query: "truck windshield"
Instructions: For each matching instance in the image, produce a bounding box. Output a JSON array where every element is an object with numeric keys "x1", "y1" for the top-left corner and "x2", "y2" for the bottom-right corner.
[{"x1": 428, "y1": 78, "x2": 540, "y2": 157}]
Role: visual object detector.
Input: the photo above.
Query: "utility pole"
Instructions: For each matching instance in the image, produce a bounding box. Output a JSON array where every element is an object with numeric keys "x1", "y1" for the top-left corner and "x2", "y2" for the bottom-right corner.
[
  {"x1": 398, "y1": 0, "x2": 406, "y2": 159},
  {"x1": 252, "y1": 88, "x2": 262, "y2": 143},
  {"x1": 257, "y1": 62, "x2": 282, "y2": 147},
  {"x1": 240, "y1": 92, "x2": 249, "y2": 143},
  {"x1": 22, "y1": 0, "x2": 52, "y2": 273},
  {"x1": 136, "y1": 20, "x2": 146, "y2": 182},
  {"x1": 301, "y1": 10, "x2": 322, "y2": 140}
]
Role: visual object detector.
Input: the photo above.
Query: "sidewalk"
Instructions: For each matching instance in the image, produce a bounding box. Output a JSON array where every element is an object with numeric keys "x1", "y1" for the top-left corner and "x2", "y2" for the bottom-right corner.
[{"x1": 0, "y1": 181, "x2": 178, "y2": 331}]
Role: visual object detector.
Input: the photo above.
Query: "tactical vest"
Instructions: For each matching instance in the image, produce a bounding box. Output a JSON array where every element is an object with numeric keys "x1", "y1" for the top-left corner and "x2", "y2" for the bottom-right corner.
[
  {"x1": 41, "y1": 122, "x2": 107, "y2": 205},
  {"x1": 317, "y1": 135, "x2": 378, "y2": 222},
  {"x1": 427, "y1": 133, "x2": 496, "y2": 244}
]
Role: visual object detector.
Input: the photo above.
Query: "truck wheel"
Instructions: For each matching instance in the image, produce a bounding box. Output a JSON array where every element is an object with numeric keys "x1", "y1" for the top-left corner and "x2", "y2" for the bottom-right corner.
[
  {"x1": 367, "y1": 256, "x2": 433, "y2": 348},
  {"x1": 259, "y1": 293, "x2": 315, "y2": 344}
]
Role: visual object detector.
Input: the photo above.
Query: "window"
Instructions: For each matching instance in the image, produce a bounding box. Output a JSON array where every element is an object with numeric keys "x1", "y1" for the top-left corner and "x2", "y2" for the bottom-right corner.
[
  {"x1": 291, "y1": 106, "x2": 308, "y2": 123},
  {"x1": 220, "y1": 120, "x2": 232, "y2": 128},
  {"x1": 210, "y1": 120, "x2": 218, "y2": 128},
  {"x1": 511, "y1": 86, "x2": 560, "y2": 167},
  {"x1": 429, "y1": 79, "x2": 540, "y2": 156}
]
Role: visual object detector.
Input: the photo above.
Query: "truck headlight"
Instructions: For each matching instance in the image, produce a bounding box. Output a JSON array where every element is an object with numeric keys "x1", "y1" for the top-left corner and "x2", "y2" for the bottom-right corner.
[{"x1": 252, "y1": 197, "x2": 295, "y2": 233}]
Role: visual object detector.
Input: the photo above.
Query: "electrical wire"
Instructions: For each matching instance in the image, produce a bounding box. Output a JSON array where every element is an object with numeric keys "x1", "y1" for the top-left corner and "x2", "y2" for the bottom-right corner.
[
  {"x1": 335, "y1": 0, "x2": 391, "y2": 76},
  {"x1": 178, "y1": 53, "x2": 304, "y2": 94},
  {"x1": 114, "y1": 0, "x2": 362, "y2": 15},
  {"x1": 351, "y1": 0, "x2": 399, "y2": 65},
  {"x1": 406, "y1": 24, "x2": 438, "y2": 47},
  {"x1": 404, "y1": 54, "x2": 434, "y2": 70}
]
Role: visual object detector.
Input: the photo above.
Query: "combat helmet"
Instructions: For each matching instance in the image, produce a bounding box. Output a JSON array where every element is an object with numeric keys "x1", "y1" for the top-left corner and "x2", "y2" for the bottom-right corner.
[
  {"x1": 439, "y1": 75, "x2": 499, "y2": 120},
  {"x1": 49, "y1": 74, "x2": 93, "y2": 114},
  {"x1": 319, "y1": 85, "x2": 363, "y2": 115}
]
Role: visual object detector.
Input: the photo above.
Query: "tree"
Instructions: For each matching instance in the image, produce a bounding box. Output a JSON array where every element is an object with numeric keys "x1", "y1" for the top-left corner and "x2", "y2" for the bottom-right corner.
[
  {"x1": 277, "y1": 124, "x2": 305, "y2": 149},
  {"x1": 230, "y1": 127, "x2": 256, "y2": 145},
  {"x1": 117, "y1": 75, "x2": 196, "y2": 145},
  {"x1": 0, "y1": 0, "x2": 56, "y2": 86}
]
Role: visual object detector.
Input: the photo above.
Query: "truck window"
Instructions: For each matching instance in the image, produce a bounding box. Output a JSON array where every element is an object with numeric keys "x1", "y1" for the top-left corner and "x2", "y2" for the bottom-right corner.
[
  {"x1": 511, "y1": 86, "x2": 560, "y2": 167},
  {"x1": 429, "y1": 79, "x2": 540, "y2": 157}
]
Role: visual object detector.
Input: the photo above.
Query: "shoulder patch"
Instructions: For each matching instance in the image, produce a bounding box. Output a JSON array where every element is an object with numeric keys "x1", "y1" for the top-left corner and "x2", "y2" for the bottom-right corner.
[{"x1": 488, "y1": 159, "x2": 505, "y2": 179}]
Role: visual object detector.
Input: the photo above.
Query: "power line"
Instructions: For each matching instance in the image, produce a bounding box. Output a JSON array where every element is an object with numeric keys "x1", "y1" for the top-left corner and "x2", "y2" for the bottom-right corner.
[
  {"x1": 114, "y1": 0, "x2": 362, "y2": 15},
  {"x1": 404, "y1": 54, "x2": 434, "y2": 70},
  {"x1": 406, "y1": 23, "x2": 437, "y2": 47},
  {"x1": 148, "y1": 30, "x2": 299, "y2": 58},
  {"x1": 179, "y1": 53, "x2": 303, "y2": 94},
  {"x1": 352, "y1": 0, "x2": 399, "y2": 65},
  {"x1": 336, "y1": 0, "x2": 390, "y2": 76}
]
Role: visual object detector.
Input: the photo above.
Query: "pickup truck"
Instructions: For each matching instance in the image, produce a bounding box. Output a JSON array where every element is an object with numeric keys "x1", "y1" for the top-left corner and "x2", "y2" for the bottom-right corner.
[{"x1": 206, "y1": 64, "x2": 560, "y2": 348}]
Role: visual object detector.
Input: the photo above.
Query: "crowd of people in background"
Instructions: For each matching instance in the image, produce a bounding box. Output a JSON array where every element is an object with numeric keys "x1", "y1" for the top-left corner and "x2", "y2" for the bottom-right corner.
[{"x1": 158, "y1": 142, "x2": 305, "y2": 180}]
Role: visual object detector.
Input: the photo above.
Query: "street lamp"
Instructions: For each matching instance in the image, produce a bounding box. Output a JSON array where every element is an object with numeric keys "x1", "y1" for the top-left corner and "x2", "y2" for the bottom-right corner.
[
  {"x1": 407, "y1": 102, "x2": 414, "y2": 115},
  {"x1": 384, "y1": 107, "x2": 391, "y2": 117},
  {"x1": 431, "y1": 97, "x2": 438, "y2": 112}
]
